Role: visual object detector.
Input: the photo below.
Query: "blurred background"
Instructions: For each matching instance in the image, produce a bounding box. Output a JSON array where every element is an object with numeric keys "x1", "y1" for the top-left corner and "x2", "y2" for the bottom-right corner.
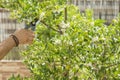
[{"x1": 0, "y1": 0, "x2": 120, "y2": 60}]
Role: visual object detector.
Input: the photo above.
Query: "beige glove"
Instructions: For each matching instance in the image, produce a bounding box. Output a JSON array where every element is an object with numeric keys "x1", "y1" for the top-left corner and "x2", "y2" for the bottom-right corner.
[{"x1": 13, "y1": 29, "x2": 35, "y2": 44}]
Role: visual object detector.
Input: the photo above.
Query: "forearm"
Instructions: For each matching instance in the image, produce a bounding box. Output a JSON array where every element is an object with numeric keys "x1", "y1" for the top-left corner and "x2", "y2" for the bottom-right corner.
[
  {"x1": 0, "y1": 29, "x2": 34, "y2": 60},
  {"x1": 0, "y1": 36, "x2": 16, "y2": 60}
]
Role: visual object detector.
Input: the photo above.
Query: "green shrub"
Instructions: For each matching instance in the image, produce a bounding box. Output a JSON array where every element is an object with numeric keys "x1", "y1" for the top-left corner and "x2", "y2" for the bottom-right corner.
[
  {"x1": 2, "y1": 0, "x2": 120, "y2": 80},
  {"x1": 23, "y1": 12, "x2": 120, "y2": 80}
]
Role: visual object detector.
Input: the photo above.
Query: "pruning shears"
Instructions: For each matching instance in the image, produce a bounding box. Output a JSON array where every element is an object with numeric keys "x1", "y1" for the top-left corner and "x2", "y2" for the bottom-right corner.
[{"x1": 25, "y1": 18, "x2": 39, "y2": 31}]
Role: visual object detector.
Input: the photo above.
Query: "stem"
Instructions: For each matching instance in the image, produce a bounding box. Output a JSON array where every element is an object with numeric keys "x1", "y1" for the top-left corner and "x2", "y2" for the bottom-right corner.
[
  {"x1": 105, "y1": 61, "x2": 120, "y2": 69},
  {"x1": 64, "y1": 7, "x2": 67, "y2": 23},
  {"x1": 57, "y1": 25, "x2": 63, "y2": 34},
  {"x1": 40, "y1": 20, "x2": 62, "y2": 34}
]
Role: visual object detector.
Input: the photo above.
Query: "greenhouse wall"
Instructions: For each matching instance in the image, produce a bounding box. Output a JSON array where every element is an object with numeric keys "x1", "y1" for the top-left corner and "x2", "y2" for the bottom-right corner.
[
  {"x1": 0, "y1": 8, "x2": 24, "y2": 42},
  {"x1": 69, "y1": 0, "x2": 120, "y2": 24}
]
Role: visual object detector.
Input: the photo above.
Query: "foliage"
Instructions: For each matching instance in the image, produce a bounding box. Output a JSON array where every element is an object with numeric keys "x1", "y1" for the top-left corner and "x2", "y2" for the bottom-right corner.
[
  {"x1": 8, "y1": 74, "x2": 32, "y2": 80},
  {"x1": 1, "y1": 0, "x2": 120, "y2": 80},
  {"x1": 8, "y1": 74, "x2": 22, "y2": 80}
]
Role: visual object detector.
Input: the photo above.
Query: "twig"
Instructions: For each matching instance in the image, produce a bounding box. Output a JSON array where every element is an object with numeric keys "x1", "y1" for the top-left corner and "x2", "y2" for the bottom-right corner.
[
  {"x1": 40, "y1": 20, "x2": 62, "y2": 34},
  {"x1": 105, "y1": 61, "x2": 120, "y2": 69},
  {"x1": 57, "y1": 25, "x2": 63, "y2": 34},
  {"x1": 64, "y1": 7, "x2": 67, "y2": 23}
]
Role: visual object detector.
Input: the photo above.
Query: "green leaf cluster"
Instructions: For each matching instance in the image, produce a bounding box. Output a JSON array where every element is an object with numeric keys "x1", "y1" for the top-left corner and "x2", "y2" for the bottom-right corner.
[{"x1": 2, "y1": 0, "x2": 120, "y2": 80}]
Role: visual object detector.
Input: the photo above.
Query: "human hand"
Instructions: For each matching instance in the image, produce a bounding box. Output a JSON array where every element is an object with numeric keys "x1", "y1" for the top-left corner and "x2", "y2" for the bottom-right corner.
[{"x1": 14, "y1": 29, "x2": 35, "y2": 44}]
